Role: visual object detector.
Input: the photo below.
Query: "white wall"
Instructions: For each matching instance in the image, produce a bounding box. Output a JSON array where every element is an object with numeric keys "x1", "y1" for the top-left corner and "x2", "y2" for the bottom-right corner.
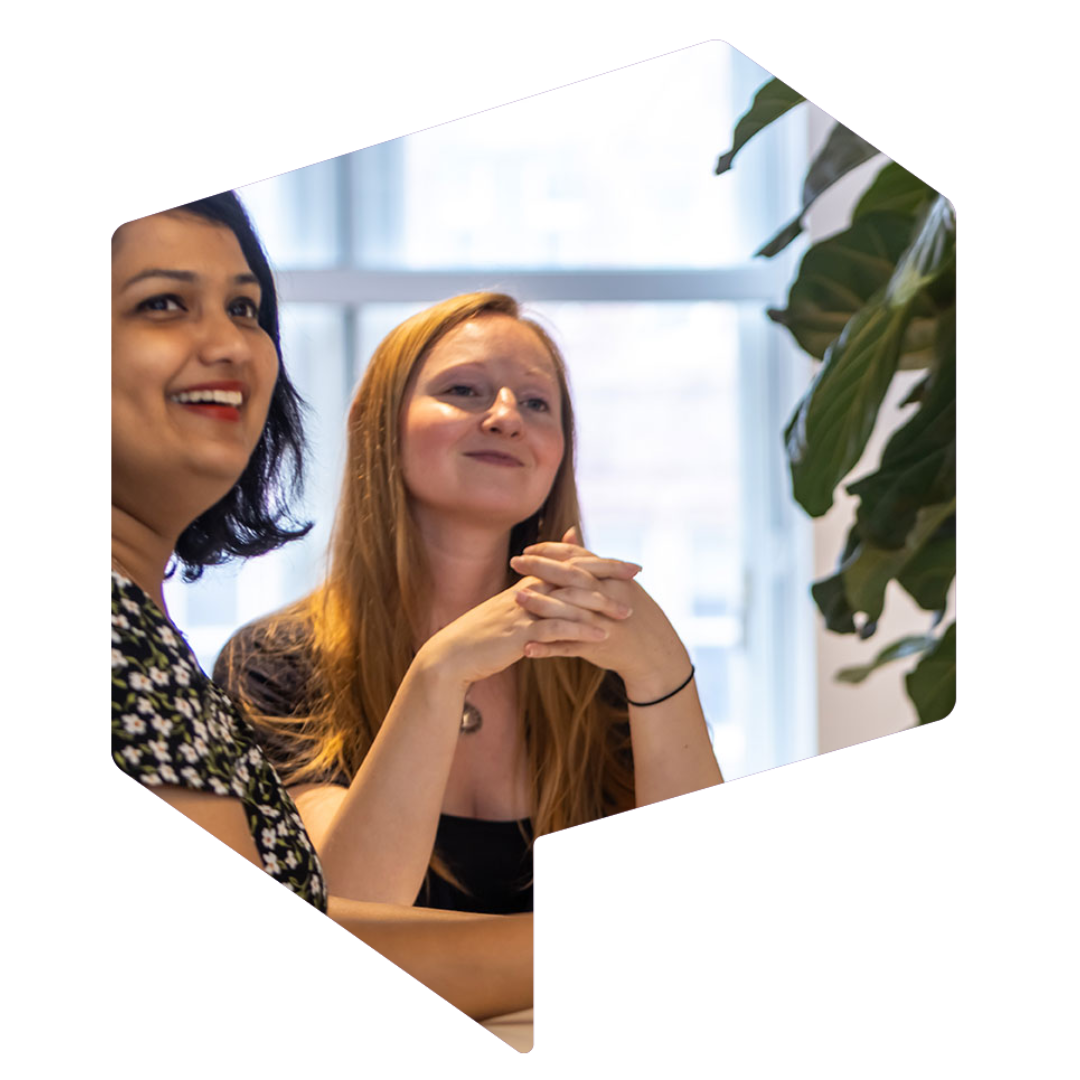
[{"x1": 802, "y1": 105, "x2": 956, "y2": 756}]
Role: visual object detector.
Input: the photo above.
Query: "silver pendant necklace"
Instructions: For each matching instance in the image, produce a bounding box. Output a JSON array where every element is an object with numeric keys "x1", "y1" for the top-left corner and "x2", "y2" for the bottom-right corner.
[{"x1": 461, "y1": 701, "x2": 482, "y2": 735}]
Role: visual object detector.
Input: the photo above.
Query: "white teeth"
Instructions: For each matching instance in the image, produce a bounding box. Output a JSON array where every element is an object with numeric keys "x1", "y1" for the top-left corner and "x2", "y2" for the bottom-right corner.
[{"x1": 171, "y1": 389, "x2": 243, "y2": 407}]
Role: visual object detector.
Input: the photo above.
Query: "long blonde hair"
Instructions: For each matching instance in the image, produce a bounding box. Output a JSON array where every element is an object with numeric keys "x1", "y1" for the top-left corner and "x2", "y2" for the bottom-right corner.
[{"x1": 225, "y1": 292, "x2": 634, "y2": 845}]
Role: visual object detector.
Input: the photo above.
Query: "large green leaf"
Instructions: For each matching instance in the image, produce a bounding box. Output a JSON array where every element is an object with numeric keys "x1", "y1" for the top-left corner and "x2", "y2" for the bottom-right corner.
[
  {"x1": 886, "y1": 195, "x2": 956, "y2": 307},
  {"x1": 895, "y1": 518, "x2": 955, "y2": 611},
  {"x1": 853, "y1": 161, "x2": 937, "y2": 220},
  {"x1": 897, "y1": 316, "x2": 938, "y2": 370},
  {"x1": 782, "y1": 197, "x2": 955, "y2": 519},
  {"x1": 847, "y1": 306, "x2": 956, "y2": 548},
  {"x1": 905, "y1": 622, "x2": 956, "y2": 723},
  {"x1": 767, "y1": 211, "x2": 925, "y2": 360},
  {"x1": 836, "y1": 634, "x2": 936, "y2": 684},
  {"x1": 812, "y1": 499, "x2": 954, "y2": 634},
  {"x1": 756, "y1": 124, "x2": 881, "y2": 257},
  {"x1": 715, "y1": 78, "x2": 805, "y2": 175},
  {"x1": 784, "y1": 293, "x2": 911, "y2": 517},
  {"x1": 842, "y1": 499, "x2": 956, "y2": 624}
]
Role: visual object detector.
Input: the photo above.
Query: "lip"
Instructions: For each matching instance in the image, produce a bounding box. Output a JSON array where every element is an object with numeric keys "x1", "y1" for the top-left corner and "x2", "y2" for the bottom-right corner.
[
  {"x1": 168, "y1": 380, "x2": 248, "y2": 424},
  {"x1": 464, "y1": 450, "x2": 525, "y2": 467}
]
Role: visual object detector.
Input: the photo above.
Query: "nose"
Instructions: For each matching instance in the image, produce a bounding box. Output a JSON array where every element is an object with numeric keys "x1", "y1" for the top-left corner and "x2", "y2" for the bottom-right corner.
[
  {"x1": 482, "y1": 387, "x2": 524, "y2": 438},
  {"x1": 196, "y1": 307, "x2": 253, "y2": 367}
]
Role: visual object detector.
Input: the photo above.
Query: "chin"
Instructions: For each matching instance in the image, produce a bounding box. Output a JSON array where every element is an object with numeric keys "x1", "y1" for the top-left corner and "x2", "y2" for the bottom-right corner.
[
  {"x1": 186, "y1": 450, "x2": 252, "y2": 493},
  {"x1": 423, "y1": 496, "x2": 541, "y2": 533}
]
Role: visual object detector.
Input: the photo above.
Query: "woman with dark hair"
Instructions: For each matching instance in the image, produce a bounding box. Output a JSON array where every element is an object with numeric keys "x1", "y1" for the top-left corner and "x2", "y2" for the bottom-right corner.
[
  {"x1": 112, "y1": 194, "x2": 532, "y2": 1020},
  {"x1": 217, "y1": 291, "x2": 724, "y2": 914}
]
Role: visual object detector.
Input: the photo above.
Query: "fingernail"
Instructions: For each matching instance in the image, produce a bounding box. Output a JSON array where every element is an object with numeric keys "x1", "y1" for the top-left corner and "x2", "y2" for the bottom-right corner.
[{"x1": 618, "y1": 605, "x2": 633, "y2": 617}]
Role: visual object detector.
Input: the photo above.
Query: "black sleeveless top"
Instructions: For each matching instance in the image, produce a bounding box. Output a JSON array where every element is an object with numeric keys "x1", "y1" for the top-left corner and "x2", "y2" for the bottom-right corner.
[{"x1": 213, "y1": 618, "x2": 533, "y2": 914}]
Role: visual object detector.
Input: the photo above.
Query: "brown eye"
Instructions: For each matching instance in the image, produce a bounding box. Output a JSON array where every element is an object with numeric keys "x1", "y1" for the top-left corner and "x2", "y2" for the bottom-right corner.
[
  {"x1": 230, "y1": 297, "x2": 260, "y2": 319},
  {"x1": 137, "y1": 294, "x2": 185, "y2": 313}
]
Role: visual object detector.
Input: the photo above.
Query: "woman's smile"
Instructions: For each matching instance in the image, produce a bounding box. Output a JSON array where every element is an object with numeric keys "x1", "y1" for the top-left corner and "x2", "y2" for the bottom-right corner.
[
  {"x1": 464, "y1": 450, "x2": 525, "y2": 467},
  {"x1": 168, "y1": 379, "x2": 248, "y2": 422}
]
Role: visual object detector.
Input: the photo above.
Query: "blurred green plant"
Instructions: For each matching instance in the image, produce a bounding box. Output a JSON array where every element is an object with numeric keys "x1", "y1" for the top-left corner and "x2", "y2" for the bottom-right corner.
[{"x1": 717, "y1": 78, "x2": 955, "y2": 724}]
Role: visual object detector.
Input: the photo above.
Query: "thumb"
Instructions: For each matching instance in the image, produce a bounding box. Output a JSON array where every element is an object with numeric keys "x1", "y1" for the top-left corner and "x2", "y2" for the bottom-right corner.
[{"x1": 562, "y1": 525, "x2": 580, "y2": 545}]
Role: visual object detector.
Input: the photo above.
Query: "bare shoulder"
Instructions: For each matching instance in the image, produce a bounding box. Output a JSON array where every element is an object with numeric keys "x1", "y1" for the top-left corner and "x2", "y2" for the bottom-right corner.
[{"x1": 149, "y1": 785, "x2": 262, "y2": 867}]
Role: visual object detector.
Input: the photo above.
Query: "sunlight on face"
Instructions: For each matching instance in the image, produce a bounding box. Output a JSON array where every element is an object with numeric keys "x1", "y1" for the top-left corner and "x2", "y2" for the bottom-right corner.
[{"x1": 400, "y1": 314, "x2": 565, "y2": 534}]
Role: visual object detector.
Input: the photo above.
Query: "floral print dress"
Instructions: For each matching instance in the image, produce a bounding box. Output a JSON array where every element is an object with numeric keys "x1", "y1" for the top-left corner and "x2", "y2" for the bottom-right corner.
[{"x1": 111, "y1": 571, "x2": 327, "y2": 911}]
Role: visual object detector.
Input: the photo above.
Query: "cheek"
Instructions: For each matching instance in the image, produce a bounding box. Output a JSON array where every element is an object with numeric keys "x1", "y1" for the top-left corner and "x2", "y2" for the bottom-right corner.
[
  {"x1": 402, "y1": 404, "x2": 461, "y2": 465},
  {"x1": 111, "y1": 328, "x2": 172, "y2": 406},
  {"x1": 541, "y1": 425, "x2": 566, "y2": 474}
]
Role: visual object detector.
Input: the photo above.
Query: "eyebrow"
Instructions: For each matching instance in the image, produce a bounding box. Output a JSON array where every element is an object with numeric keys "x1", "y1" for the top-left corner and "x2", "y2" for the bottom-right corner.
[
  {"x1": 436, "y1": 361, "x2": 559, "y2": 388},
  {"x1": 121, "y1": 268, "x2": 260, "y2": 291}
]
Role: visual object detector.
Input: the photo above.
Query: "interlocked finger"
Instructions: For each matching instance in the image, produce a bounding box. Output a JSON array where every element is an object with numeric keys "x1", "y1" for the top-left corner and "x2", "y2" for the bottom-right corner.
[
  {"x1": 517, "y1": 584, "x2": 630, "y2": 621},
  {"x1": 528, "y1": 617, "x2": 608, "y2": 644},
  {"x1": 511, "y1": 554, "x2": 630, "y2": 590}
]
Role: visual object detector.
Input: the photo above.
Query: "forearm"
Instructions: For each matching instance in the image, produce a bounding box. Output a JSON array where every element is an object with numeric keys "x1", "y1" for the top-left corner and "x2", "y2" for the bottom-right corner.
[
  {"x1": 326, "y1": 897, "x2": 533, "y2": 1020},
  {"x1": 317, "y1": 652, "x2": 465, "y2": 904},
  {"x1": 623, "y1": 647, "x2": 724, "y2": 807}
]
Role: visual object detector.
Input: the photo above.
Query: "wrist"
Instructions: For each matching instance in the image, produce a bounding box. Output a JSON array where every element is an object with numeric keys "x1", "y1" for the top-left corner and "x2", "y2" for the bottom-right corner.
[
  {"x1": 412, "y1": 638, "x2": 472, "y2": 698},
  {"x1": 620, "y1": 647, "x2": 692, "y2": 704}
]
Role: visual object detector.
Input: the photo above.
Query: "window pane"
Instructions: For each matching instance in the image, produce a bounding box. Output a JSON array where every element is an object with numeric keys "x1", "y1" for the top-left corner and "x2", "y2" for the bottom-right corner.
[
  {"x1": 240, "y1": 159, "x2": 342, "y2": 268},
  {"x1": 350, "y1": 44, "x2": 789, "y2": 269}
]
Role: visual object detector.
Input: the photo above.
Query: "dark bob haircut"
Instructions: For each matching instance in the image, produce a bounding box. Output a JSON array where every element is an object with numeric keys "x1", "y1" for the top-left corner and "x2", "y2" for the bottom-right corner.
[{"x1": 159, "y1": 191, "x2": 311, "y2": 580}]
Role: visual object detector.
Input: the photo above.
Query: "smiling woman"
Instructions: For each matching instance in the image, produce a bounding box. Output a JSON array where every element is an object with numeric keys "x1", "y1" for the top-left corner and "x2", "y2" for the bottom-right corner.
[
  {"x1": 216, "y1": 292, "x2": 725, "y2": 915},
  {"x1": 111, "y1": 196, "x2": 310, "y2": 591},
  {"x1": 400, "y1": 315, "x2": 566, "y2": 533},
  {"x1": 111, "y1": 195, "x2": 534, "y2": 1022},
  {"x1": 112, "y1": 201, "x2": 327, "y2": 910},
  {"x1": 113, "y1": 216, "x2": 279, "y2": 529}
]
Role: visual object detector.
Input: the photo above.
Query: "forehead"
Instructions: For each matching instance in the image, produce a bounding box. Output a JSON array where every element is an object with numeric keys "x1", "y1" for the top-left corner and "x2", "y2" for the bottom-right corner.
[
  {"x1": 112, "y1": 211, "x2": 253, "y2": 283},
  {"x1": 419, "y1": 314, "x2": 560, "y2": 383}
]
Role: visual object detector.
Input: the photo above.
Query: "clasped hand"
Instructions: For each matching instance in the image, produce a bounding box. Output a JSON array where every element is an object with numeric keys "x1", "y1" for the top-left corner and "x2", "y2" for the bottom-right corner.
[
  {"x1": 420, "y1": 528, "x2": 679, "y2": 693},
  {"x1": 509, "y1": 528, "x2": 684, "y2": 688}
]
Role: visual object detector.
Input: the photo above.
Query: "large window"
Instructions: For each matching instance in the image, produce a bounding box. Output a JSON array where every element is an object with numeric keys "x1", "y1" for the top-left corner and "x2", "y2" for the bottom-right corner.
[{"x1": 166, "y1": 42, "x2": 816, "y2": 780}]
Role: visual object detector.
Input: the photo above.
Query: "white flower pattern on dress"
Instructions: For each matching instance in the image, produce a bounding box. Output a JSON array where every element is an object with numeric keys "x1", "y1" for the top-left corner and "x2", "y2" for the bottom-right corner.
[{"x1": 111, "y1": 571, "x2": 327, "y2": 912}]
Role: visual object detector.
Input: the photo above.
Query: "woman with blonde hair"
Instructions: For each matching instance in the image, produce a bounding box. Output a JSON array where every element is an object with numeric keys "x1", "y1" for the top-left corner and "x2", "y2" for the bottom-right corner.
[
  {"x1": 218, "y1": 291, "x2": 723, "y2": 912},
  {"x1": 112, "y1": 196, "x2": 533, "y2": 1020}
]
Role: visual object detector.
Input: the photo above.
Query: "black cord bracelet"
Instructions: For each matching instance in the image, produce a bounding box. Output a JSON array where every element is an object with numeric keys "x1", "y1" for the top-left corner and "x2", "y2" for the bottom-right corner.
[{"x1": 626, "y1": 665, "x2": 696, "y2": 708}]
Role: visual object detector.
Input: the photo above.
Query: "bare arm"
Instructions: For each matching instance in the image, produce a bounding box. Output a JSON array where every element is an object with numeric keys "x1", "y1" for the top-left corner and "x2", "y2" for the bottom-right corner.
[
  {"x1": 310, "y1": 574, "x2": 626, "y2": 905},
  {"x1": 150, "y1": 787, "x2": 531, "y2": 1021},
  {"x1": 311, "y1": 651, "x2": 466, "y2": 905},
  {"x1": 326, "y1": 896, "x2": 533, "y2": 1020},
  {"x1": 619, "y1": 636, "x2": 724, "y2": 806},
  {"x1": 150, "y1": 784, "x2": 264, "y2": 865}
]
